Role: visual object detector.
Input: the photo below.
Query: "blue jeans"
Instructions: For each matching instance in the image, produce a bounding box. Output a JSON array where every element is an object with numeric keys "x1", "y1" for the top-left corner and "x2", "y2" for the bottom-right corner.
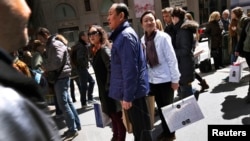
[{"x1": 54, "y1": 77, "x2": 81, "y2": 132}]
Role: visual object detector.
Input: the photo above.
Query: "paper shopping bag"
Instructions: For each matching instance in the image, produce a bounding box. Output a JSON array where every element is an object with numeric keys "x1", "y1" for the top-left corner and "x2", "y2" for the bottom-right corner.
[
  {"x1": 94, "y1": 102, "x2": 111, "y2": 128},
  {"x1": 229, "y1": 63, "x2": 242, "y2": 83},
  {"x1": 122, "y1": 109, "x2": 133, "y2": 133},
  {"x1": 161, "y1": 95, "x2": 204, "y2": 132}
]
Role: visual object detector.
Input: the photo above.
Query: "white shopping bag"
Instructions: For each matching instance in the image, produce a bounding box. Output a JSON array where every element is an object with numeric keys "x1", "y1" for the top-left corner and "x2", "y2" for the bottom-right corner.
[
  {"x1": 161, "y1": 95, "x2": 204, "y2": 132},
  {"x1": 229, "y1": 63, "x2": 242, "y2": 83},
  {"x1": 94, "y1": 102, "x2": 111, "y2": 128}
]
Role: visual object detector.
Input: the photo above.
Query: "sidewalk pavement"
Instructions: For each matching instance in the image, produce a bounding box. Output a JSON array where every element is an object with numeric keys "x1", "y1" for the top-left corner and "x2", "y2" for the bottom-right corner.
[{"x1": 49, "y1": 60, "x2": 250, "y2": 141}]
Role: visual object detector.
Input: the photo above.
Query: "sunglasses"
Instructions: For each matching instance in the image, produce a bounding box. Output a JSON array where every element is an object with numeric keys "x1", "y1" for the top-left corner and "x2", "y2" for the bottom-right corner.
[{"x1": 88, "y1": 31, "x2": 99, "y2": 36}]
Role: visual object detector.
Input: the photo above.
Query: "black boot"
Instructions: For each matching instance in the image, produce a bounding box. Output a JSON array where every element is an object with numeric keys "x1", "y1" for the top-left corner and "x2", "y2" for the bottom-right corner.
[{"x1": 199, "y1": 79, "x2": 209, "y2": 92}]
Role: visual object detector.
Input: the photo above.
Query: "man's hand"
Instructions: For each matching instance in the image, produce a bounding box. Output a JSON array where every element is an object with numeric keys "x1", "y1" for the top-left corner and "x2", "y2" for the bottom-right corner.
[{"x1": 121, "y1": 100, "x2": 132, "y2": 110}]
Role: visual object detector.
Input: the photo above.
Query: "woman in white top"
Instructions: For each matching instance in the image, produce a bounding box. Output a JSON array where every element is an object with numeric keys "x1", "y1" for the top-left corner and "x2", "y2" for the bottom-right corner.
[{"x1": 140, "y1": 10, "x2": 180, "y2": 141}]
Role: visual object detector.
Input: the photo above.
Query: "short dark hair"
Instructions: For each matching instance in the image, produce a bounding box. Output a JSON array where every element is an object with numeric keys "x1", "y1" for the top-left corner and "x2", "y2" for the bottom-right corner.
[
  {"x1": 78, "y1": 31, "x2": 87, "y2": 41},
  {"x1": 140, "y1": 10, "x2": 156, "y2": 23},
  {"x1": 36, "y1": 27, "x2": 50, "y2": 38},
  {"x1": 172, "y1": 7, "x2": 186, "y2": 21},
  {"x1": 115, "y1": 3, "x2": 129, "y2": 19}
]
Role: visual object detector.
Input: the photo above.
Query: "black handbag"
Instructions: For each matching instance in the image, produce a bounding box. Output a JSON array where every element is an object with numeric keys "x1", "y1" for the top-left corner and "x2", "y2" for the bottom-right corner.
[{"x1": 199, "y1": 59, "x2": 212, "y2": 73}]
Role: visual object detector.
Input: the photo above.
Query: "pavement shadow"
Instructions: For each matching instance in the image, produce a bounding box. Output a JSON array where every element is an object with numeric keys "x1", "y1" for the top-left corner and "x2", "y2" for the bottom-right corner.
[
  {"x1": 76, "y1": 107, "x2": 93, "y2": 115},
  {"x1": 221, "y1": 95, "x2": 250, "y2": 120},
  {"x1": 210, "y1": 74, "x2": 249, "y2": 93}
]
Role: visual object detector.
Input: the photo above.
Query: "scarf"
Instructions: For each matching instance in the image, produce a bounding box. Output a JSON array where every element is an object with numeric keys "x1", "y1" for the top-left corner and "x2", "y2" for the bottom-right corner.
[{"x1": 145, "y1": 30, "x2": 159, "y2": 67}]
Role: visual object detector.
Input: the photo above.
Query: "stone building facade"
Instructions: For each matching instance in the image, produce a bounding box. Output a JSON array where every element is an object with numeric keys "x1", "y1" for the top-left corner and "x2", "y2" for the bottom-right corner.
[{"x1": 38, "y1": 0, "x2": 229, "y2": 46}]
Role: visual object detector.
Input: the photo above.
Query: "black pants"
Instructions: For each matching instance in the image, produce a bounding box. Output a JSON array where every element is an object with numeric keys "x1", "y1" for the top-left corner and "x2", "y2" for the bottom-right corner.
[
  {"x1": 195, "y1": 71, "x2": 203, "y2": 82},
  {"x1": 211, "y1": 48, "x2": 223, "y2": 69},
  {"x1": 127, "y1": 97, "x2": 153, "y2": 141},
  {"x1": 77, "y1": 68, "x2": 95, "y2": 105},
  {"x1": 149, "y1": 82, "x2": 175, "y2": 136},
  {"x1": 70, "y1": 77, "x2": 81, "y2": 102}
]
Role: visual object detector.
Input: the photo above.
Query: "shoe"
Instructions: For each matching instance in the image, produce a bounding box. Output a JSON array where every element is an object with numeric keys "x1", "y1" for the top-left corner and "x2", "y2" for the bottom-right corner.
[
  {"x1": 199, "y1": 79, "x2": 209, "y2": 92},
  {"x1": 77, "y1": 126, "x2": 81, "y2": 131},
  {"x1": 65, "y1": 130, "x2": 78, "y2": 138}
]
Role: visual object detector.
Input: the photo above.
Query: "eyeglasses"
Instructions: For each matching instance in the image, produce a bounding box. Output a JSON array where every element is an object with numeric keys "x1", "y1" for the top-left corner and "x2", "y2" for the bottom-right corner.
[{"x1": 88, "y1": 31, "x2": 99, "y2": 36}]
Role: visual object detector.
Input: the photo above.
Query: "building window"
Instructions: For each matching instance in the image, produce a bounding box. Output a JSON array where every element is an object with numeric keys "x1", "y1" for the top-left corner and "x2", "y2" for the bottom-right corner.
[
  {"x1": 56, "y1": 4, "x2": 76, "y2": 20},
  {"x1": 84, "y1": 0, "x2": 91, "y2": 11}
]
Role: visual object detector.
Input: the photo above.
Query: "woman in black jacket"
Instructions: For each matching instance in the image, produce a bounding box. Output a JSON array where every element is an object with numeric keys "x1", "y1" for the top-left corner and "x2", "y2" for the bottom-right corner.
[
  {"x1": 88, "y1": 25, "x2": 126, "y2": 141},
  {"x1": 205, "y1": 11, "x2": 224, "y2": 70},
  {"x1": 171, "y1": 7, "x2": 198, "y2": 99}
]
